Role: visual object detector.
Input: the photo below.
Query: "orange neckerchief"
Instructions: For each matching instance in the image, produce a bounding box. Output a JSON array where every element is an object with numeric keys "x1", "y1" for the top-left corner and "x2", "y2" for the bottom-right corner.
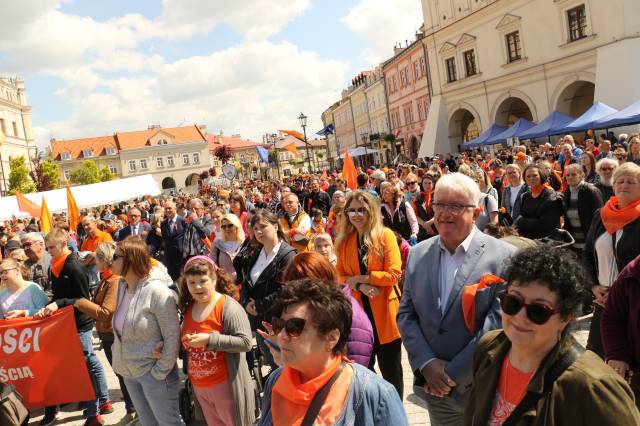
[
  {"x1": 530, "y1": 183, "x2": 553, "y2": 198},
  {"x1": 50, "y1": 251, "x2": 70, "y2": 278},
  {"x1": 272, "y1": 355, "x2": 348, "y2": 425},
  {"x1": 600, "y1": 196, "x2": 640, "y2": 234},
  {"x1": 100, "y1": 268, "x2": 113, "y2": 281}
]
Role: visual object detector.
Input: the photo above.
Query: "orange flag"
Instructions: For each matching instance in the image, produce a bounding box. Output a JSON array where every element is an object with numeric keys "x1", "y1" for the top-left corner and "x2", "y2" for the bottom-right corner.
[
  {"x1": 66, "y1": 180, "x2": 80, "y2": 231},
  {"x1": 15, "y1": 192, "x2": 41, "y2": 218},
  {"x1": 40, "y1": 197, "x2": 52, "y2": 233},
  {"x1": 285, "y1": 143, "x2": 299, "y2": 156},
  {"x1": 342, "y1": 150, "x2": 357, "y2": 190},
  {"x1": 278, "y1": 129, "x2": 305, "y2": 140}
]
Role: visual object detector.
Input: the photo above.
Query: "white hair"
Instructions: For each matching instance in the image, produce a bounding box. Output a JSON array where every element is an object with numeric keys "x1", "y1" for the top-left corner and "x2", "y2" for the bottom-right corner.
[
  {"x1": 619, "y1": 133, "x2": 628, "y2": 141},
  {"x1": 21, "y1": 232, "x2": 44, "y2": 243},
  {"x1": 434, "y1": 172, "x2": 482, "y2": 206},
  {"x1": 596, "y1": 157, "x2": 619, "y2": 174}
]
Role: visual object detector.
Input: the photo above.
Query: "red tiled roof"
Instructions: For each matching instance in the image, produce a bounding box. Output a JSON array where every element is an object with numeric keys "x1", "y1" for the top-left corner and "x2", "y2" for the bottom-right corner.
[
  {"x1": 50, "y1": 125, "x2": 207, "y2": 160},
  {"x1": 50, "y1": 135, "x2": 117, "y2": 161},
  {"x1": 206, "y1": 134, "x2": 261, "y2": 151}
]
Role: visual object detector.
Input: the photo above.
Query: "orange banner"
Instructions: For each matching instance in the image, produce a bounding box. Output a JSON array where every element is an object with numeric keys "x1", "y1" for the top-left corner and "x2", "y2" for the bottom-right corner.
[
  {"x1": 0, "y1": 306, "x2": 95, "y2": 408},
  {"x1": 342, "y1": 150, "x2": 357, "y2": 190}
]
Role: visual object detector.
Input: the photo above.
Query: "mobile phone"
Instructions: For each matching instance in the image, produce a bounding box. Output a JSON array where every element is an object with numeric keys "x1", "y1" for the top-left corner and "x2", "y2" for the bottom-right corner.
[{"x1": 264, "y1": 338, "x2": 280, "y2": 352}]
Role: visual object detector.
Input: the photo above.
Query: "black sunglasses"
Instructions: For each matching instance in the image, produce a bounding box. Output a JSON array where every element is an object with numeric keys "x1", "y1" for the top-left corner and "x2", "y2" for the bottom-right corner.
[
  {"x1": 499, "y1": 293, "x2": 557, "y2": 325},
  {"x1": 221, "y1": 224, "x2": 234, "y2": 230},
  {"x1": 271, "y1": 316, "x2": 307, "y2": 338}
]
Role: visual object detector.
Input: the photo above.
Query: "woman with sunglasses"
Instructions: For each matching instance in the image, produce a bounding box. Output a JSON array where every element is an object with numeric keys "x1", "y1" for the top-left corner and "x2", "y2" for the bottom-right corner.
[
  {"x1": 464, "y1": 246, "x2": 639, "y2": 425},
  {"x1": 209, "y1": 213, "x2": 245, "y2": 282},
  {"x1": 514, "y1": 164, "x2": 563, "y2": 239},
  {"x1": 335, "y1": 191, "x2": 404, "y2": 397},
  {"x1": 258, "y1": 278, "x2": 408, "y2": 426},
  {"x1": 403, "y1": 173, "x2": 421, "y2": 204},
  {"x1": 380, "y1": 184, "x2": 419, "y2": 244},
  {"x1": 0, "y1": 257, "x2": 47, "y2": 318},
  {"x1": 413, "y1": 173, "x2": 439, "y2": 241},
  {"x1": 583, "y1": 162, "x2": 640, "y2": 359}
]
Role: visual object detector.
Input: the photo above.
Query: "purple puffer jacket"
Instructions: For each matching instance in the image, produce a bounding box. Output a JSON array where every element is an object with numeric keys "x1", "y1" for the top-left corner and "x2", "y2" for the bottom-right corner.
[{"x1": 342, "y1": 285, "x2": 374, "y2": 366}]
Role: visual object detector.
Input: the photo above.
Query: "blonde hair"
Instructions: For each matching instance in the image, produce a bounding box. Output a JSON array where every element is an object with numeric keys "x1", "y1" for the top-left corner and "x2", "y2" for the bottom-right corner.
[
  {"x1": 613, "y1": 162, "x2": 640, "y2": 184},
  {"x1": 335, "y1": 190, "x2": 384, "y2": 264},
  {"x1": 220, "y1": 213, "x2": 246, "y2": 241}
]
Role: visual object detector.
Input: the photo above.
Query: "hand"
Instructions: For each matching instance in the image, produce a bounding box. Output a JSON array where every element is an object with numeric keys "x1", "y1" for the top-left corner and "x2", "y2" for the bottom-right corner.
[
  {"x1": 409, "y1": 235, "x2": 418, "y2": 246},
  {"x1": 151, "y1": 341, "x2": 164, "y2": 359},
  {"x1": 257, "y1": 321, "x2": 282, "y2": 366},
  {"x1": 34, "y1": 302, "x2": 58, "y2": 319},
  {"x1": 608, "y1": 360, "x2": 630, "y2": 382},
  {"x1": 246, "y1": 299, "x2": 257, "y2": 316},
  {"x1": 425, "y1": 218, "x2": 437, "y2": 235},
  {"x1": 421, "y1": 359, "x2": 456, "y2": 397},
  {"x1": 592, "y1": 285, "x2": 609, "y2": 307},
  {"x1": 5, "y1": 310, "x2": 27, "y2": 319},
  {"x1": 183, "y1": 333, "x2": 210, "y2": 349},
  {"x1": 189, "y1": 212, "x2": 199, "y2": 222},
  {"x1": 360, "y1": 284, "x2": 380, "y2": 298},
  {"x1": 82, "y1": 252, "x2": 96, "y2": 266}
]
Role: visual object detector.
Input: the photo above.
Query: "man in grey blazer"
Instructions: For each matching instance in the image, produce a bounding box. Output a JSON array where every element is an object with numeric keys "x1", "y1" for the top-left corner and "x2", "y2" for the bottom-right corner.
[{"x1": 397, "y1": 173, "x2": 516, "y2": 426}]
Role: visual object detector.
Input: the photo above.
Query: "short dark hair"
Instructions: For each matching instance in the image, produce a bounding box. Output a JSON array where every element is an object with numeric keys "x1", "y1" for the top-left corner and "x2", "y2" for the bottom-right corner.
[
  {"x1": 271, "y1": 278, "x2": 351, "y2": 356},
  {"x1": 503, "y1": 246, "x2": 587, "y2": 320},
  {"x1": 523, "y1": 164, "x2": 549, "y2": 185},
  {"x1": 356, "y1": 173, "x2": 368, "y2": 187}
]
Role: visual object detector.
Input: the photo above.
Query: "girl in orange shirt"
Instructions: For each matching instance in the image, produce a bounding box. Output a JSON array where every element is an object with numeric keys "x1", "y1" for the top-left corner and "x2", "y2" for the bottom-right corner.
[{"x1": 179, "y1": 256, "x2": 255, "y2": 426}]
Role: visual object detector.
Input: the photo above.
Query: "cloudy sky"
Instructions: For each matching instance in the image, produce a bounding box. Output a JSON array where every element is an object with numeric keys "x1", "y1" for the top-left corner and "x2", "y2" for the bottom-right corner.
[{"x1": 0, "y1": 0, "x2": 422, "y2": 146}]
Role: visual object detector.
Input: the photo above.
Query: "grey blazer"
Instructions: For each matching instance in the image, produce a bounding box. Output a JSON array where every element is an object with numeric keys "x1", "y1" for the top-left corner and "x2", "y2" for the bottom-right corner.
[{"x1": 397, "y1": 230, "x2": 516, "y2": 399}]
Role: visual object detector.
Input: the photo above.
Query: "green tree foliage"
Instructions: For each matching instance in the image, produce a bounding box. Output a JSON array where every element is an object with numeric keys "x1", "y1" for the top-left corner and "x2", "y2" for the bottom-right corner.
[
  {"x1": 8, "y1": 156, "x2": 36, "y2": 194},
  {"x1": 29, "y1": 151, "x2": 60, "y2": 191},
  {"x1": 69, "y1": 160, "x2": 101, "y2": 185},
  {"x1": 99, "y1": 166, "x2": 114, "y2": 182}
]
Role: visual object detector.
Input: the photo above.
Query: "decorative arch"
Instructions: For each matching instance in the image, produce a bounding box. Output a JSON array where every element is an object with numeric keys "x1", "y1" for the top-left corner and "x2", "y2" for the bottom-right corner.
[
  {"x1": 161, "y1": 177, "x2": 176, "y2": 189},
  {"x1": 490, "y1": 89, "x2": 538, "y2": 125},
  {"x1": 551, "y1": 74, "x2": 596, "y2": 118},
  {"x1": 185, "y1": 173, "x2": 200, "y2": 187},
  {"x1": 448, "y1": 107, "x2": 481, "y2": 152}
]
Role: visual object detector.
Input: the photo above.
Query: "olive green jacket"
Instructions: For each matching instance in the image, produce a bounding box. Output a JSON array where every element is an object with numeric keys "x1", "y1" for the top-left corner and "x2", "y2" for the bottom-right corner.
[{"x1": 464, "y1": 330, "x2": 640, "y2": 426}]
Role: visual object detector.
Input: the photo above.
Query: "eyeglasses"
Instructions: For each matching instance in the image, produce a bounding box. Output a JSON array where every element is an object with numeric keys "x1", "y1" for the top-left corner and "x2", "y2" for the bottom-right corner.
[
  {"x1": 600, "y1": 167, "x2": 615, "y2": 171},
  {"x1": 221, "y1": 224, "x2": 234, "y2": 230},
  {"x1": 432, "y1": 203, "x2": 475, "y2": 215},
  {"x1": 0, "y1": 268, "x2": 16, "y2": 274},
  {"x1": 346, "y1": 207, "x2": 367, "y2": 217},
  {"x1": 406, "y1": 181, "x2": 418, "y2": 185},
  {"x1": 113, "y1": 253, "x2": 125, "y2": 260},
  {"x1": 499, "y1": 293, "x2": 558, "y2": 325},
  {"x1": 271, "y1": 316, "x2": 307, "y2": 338}
]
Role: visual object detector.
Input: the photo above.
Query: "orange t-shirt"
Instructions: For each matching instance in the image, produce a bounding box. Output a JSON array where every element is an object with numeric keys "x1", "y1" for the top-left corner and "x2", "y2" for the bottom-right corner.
[
  {"x1": 81, "y1": 230, "x2": 113, "y2": 252},
  {"x1": 181, "y1": 295, "x2": 228, "y2": 388},
  {"x1": 488, "y1": 355, "x2": 534, "y2": 425}
]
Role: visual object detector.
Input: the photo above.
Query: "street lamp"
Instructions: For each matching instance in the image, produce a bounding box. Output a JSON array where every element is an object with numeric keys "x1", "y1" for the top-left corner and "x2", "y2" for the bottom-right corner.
[
  {"x1": 298, "y1": 112, "x2": 313, "y2": 173},
  {"x1": 270, "y1": 133, "x2": 282, "y2": 180}
]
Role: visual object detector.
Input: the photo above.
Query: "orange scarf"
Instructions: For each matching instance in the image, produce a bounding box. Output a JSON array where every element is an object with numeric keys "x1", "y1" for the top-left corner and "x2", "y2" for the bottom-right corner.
[
  {"x1": 50, "y1": 252, "x2": 70, "y2": 278},
  {"x1": 100, "y1": 268, "x2": 113, "y2": 281},
  {"x1": 272, "y1": 355, "x2": 347, "y2": 425},
  {"x1": 600, "y1": 196, "x2": 640, "y2": 234},
  {"x1": 530, "y1": 183, "x2": 553, "y2": 198}
]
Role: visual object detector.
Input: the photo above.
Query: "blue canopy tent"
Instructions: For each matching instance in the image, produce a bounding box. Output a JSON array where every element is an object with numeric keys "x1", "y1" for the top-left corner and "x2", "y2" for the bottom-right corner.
[
  {"x1": 518, "y1": 111, "x2": 575, "y2": 140},
  {"x1": 485, "y1": 118, "x2": 537, "y2": 145},
  {"x1": 557, "y1": 101, "x2": 618, "y2": 134},
  {"x1": 593, "y1": 99, "x2": 640, "y2": 129},
  {"x1": 461, "y1": 124, "x2": 506, "y2": 148}
]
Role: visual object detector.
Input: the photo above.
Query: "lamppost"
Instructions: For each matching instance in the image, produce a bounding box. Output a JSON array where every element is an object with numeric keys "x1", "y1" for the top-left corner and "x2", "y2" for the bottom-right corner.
[
  {"x1": 298, "y1": 112, "x2": 313, "y2": 173},
  {"x1": 361, "y1": 132, "x2": 369, "y2": 167},
  {"x1": 270, "y1": 133, "x2": 282, "y2": 180}
]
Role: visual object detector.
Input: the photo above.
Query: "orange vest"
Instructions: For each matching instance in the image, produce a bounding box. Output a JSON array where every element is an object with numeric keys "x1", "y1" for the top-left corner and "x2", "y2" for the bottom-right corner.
[
  {"x1": 335, "y1": 227, "x2": 402, "y2": 344},
  {"x1": 279, "y1": 211, "x2": 312, "y2": 252}
]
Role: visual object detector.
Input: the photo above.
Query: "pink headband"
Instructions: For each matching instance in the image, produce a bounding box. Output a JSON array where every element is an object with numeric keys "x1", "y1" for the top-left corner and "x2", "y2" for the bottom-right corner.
[{"x1": 184, "y1": 255, "x2": 218, "y2": 272}]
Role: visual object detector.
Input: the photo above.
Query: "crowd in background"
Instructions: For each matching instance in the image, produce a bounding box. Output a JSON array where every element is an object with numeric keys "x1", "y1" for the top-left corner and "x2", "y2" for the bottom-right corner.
[{"x1": 2, "y1": 132, "x2": 640, "y2": 425}]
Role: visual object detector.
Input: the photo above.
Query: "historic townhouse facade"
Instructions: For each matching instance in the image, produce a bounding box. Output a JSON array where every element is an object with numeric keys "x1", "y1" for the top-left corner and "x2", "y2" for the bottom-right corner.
[
  {"x1": 0, "y1": 77, "x2": 36, "y2": 195},
  {"x1": 419, "y1": 0, "x2": 640, "y2": 156}
]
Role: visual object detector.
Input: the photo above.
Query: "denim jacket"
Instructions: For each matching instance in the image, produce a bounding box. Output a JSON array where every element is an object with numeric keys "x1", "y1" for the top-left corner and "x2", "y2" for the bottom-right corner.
[{"x1": 257, "y1": 362, "x2": 408, "y2": 426}]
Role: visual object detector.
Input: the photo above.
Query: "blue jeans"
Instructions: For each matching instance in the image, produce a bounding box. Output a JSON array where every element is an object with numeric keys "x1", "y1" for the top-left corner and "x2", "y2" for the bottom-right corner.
[
  {"x1": 78, "y1": 330, "x2": 109, "y2": 417},
  {"x1": 124, "y1": 367, "x2": 184, "y2": 426}
]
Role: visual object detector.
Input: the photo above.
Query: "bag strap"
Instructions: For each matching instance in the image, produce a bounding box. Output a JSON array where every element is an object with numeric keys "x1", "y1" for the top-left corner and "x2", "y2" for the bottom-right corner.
[
  {"x1": 301, "y1": 362, "x2": 345, "y2": 426},
  {"x1": 503, "y1": 344, "x2": 584, "y2": 426}
]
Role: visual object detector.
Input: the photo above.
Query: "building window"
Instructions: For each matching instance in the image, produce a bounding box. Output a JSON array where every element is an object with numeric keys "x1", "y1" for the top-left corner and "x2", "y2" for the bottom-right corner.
[
  {"x1": 420, "y1": 57, "x2": 427, "y2": 75},
  {"x1": 505, "y1": 31, "x2": 522, "y2": 63},
  {"x1": 463, "y1": 50, "x2": 477, "y2": 76},
  {"x1": 392, "y1": 76, "x2": 397, "y2": 92},
  {"x1": 567, "y1": 5, "x2": 587, "y2": 42},
  {"x1": 140, "y1": 159, "x2": 147, "y2": 170},
  {"x1": 63, "y1": 170, "x2": 70, "y2": 181},
  {"x1": 414, "y1": 62, "x2": 420, "y2": 80},
  {"x1": 128, "y1": 160, "x2": 136, "y2": 172},
  {"x1": 212, "y1": 158, "x2": 219, "y2": 166},
  {"x1": 0, "y1": 118, "x2": 5, "y2": 135},
  {"x1": 167, "y1": 156, "x2": 175, "y2": 167},
  {"x1": 12, "y1": 122, "x2": 18, "y2": 137},
  {"x1": 109, "y1": 165, "x2": 117, "y2": 174},
  {"x1": 192, "y1": 153, "x2": 200, "y2": 164},
  {"x1": 156, "y1": 157, "x2": 164, "y2": 168},
  {"x1": 106, "y1": 147, "x2": 116, "y2": 156},
  {"x1": 61, "y1": 152, "x2": 71, "y2": 161},
  {"x1": 445, "y1": 57, "x2": 457, "y2": 83},
  {"x1": 82, "y1": 149, "x2": 93, "y2": 158},
  {"x1": 182, "y1": 154, "x2": 189, "y2": 165}
]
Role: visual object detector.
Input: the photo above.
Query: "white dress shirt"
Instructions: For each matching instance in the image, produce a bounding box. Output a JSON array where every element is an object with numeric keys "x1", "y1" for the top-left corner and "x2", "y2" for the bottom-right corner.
[
  {"x1": 437, "y1": 226, "x2": 477, "y2": 312},
  {"x1": 249, "y1": 241, "x2": 282, "y2": 285}
]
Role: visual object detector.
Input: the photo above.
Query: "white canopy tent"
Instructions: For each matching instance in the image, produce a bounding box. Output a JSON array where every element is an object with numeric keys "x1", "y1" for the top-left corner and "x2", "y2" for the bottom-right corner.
[{"x1": 0, "y1": 174, "x2": 161, "y2": 220}]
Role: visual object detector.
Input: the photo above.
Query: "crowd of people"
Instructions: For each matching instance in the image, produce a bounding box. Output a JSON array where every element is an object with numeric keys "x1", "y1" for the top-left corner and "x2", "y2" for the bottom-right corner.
[{"x1": 2, "y1": 132, "x2": 640, "y2": 425}]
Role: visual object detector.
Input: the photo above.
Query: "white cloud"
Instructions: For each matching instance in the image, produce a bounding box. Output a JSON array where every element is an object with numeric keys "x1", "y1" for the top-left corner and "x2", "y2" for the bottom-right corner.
[{"x1": 341, "y1": 0, "x2": 423, "y2": 64}]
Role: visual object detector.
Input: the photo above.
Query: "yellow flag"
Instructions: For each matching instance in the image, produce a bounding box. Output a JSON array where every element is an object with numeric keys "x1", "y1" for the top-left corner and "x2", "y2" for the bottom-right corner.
[
  {"x1": 66, "y1": 180, "x2": 80, "y2": 231},
  {"x1": 40, "y1": 197, "x2": 52, "y2": 233}
]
